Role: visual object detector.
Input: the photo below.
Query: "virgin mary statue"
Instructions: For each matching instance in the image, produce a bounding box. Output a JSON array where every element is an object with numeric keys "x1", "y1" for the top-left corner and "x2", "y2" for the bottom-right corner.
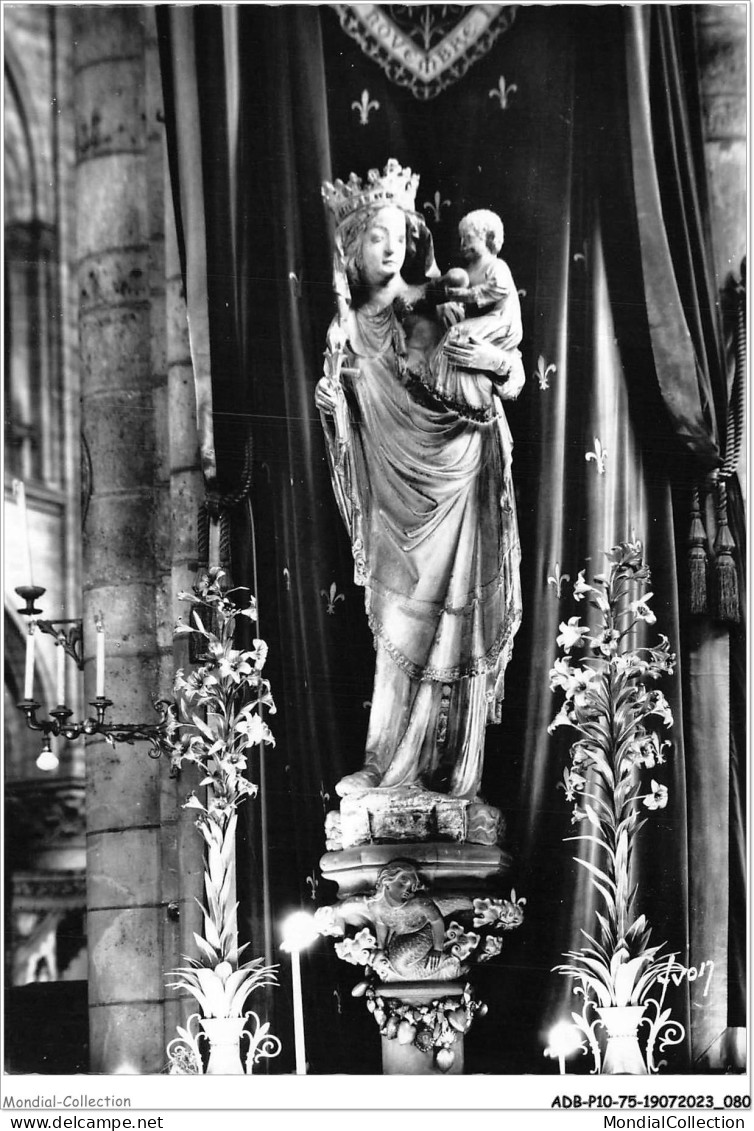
[{"x1": 316, "y1": 160, "x2": 523, "y2": 802}]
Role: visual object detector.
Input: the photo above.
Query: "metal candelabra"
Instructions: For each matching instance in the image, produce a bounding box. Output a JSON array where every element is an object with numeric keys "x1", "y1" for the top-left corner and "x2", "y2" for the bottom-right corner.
[{"x1": 15, "y1": 584, "x2": 172, "y2": 765}]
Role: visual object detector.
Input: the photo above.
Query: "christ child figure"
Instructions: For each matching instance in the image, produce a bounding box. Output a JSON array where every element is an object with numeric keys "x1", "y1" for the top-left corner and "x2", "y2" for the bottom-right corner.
[{"x1": 429, "y1": 209, "x2": 526, "y2": 411}]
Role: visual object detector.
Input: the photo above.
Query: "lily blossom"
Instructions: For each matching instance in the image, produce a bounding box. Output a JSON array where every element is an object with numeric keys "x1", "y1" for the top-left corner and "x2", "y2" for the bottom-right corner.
[
  {"x1": 557, "y1": 617, "x2": 591, "y2": 652},
  {"x1": 598, "y1": 628, "x2": 621, "y2": 656},
  {"x1": 183, "y1": 793, "x2": 207, "y2": 812},
  {"x1": 643, "y1": 780, "x2": 669, "y2": 810},
  {"x1": 629, "y1": 592, "x2": 657, "y2": 624},
  {"x1": 235, "y1": 713, "x2": 275, "y2": 749},
  {"x1": 570, "y1": 743, "x2": 594, "y2": 771},
  {"x1": 646, "y1": 690, "x2": 673, "y2": 727},
  {"x1": 625, "y1": 731, "x2": 661, "y2": 769},
  {"x1": 547, "y1": 703, "x2": 574, "y2": 734},
  {"x1": 614, "y1": 653, "x2": 650, "y2": 675},
  {"x1": 559, "y1": 767, "x2": 586, "y2": 802},
  {"x1": 572, "y1": 570, "x2": 594, "y2": 602},
  {"x1": 217, "y1": 649, "x2": 253, "y2": 684},
  {"x1": 549, "y1": 656, "x2": 575, "y2": 692}
]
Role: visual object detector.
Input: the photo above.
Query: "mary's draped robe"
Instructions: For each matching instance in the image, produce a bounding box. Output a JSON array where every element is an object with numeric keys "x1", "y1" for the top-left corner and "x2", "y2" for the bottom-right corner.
[{"x1": 321, "y1": 301, "x2": 522, "y2": 798}]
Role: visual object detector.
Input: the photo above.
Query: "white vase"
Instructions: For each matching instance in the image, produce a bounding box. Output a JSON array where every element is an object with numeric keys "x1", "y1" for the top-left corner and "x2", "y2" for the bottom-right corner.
[
  {"x1": 596, "y1": 1005, "x2": 647, "y2": 1074},
  {"x1": 200, "y1": 1016, "x2": 247, "y2": 1075}
]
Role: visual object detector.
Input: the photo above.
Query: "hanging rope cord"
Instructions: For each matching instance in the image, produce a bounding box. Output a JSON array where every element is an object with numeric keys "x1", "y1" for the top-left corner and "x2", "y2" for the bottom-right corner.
[
  {"x1": 687, "y1": 262, "x2": 745, "y2": 622},
  {"x1": 196, "y1": 434, "x2": 254, "y2": 571},
  {"x1": 722, "y1": 262, "x2": 747, "y2": 481},
  {"x1": 711, "y1": 263, "x2": 746, "y2": 622}
]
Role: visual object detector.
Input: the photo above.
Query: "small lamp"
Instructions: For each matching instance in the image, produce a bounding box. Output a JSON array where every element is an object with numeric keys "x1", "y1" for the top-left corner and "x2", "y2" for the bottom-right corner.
[
  {"x1": 36, "y1": 739, "x2": 59, "y2": 773},
  {"x1": 544, "y1": 1021, "x2": 582, "y2": 1075},
  {"x1": 280, "y1": 910, "x2": 319, "y2": 1075}
]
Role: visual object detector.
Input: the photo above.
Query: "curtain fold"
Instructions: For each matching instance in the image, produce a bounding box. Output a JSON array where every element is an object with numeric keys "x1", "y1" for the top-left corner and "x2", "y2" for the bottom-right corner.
[
  {"x1": 624, "y1": 6, "x2": 724, "y2": 470},
  {"x1": 158, "y1": 8, "x2": 216, "y2": 482},
  {"x1": 625, "y1": 5, "x2": 746, "y2": 1056},
  {"x1": 158, "y1": 4, "x2": 743, "y2": 1073}
]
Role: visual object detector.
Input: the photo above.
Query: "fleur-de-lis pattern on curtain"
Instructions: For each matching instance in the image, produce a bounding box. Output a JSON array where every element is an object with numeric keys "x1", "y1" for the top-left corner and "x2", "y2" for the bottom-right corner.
[
  {"x1": 351, "y1": 88, "x2": 380, "y2": 125},
  {"x1": 488, "y1": 74, "x2": 518, "y2": 110},
  {"x1": 422, "y1": 189, "x2": 451, "y2": 225}
]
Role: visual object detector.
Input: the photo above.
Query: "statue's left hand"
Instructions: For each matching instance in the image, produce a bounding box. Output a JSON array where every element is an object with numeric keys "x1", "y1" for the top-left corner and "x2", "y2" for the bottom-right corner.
[{"x1": 442, "y1": 332, "x2": 505, "y2": 374}]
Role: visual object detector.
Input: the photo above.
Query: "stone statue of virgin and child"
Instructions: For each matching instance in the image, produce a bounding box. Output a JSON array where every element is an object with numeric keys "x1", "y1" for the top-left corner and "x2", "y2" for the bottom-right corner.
[{"x1": 316, "y1": 159, "x2": 523, "y2": 810}]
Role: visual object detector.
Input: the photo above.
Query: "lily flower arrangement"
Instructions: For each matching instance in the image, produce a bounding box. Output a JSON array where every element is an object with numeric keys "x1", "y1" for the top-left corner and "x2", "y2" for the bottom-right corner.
[
  {"x1": 165, "y1": 569, "x2": 278, "y2": 1030},
  {"x1": 548, "y1": 541, "x2": 679, "y2": 1026}
]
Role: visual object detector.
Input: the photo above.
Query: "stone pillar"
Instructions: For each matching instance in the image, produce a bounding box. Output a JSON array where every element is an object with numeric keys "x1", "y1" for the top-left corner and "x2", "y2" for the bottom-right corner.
[
  {"x1": 53, "y1": 7, "x2": 86, "y2": 779},
  {"x1": 74, "y1": 7, "x2": 166, "y2": 1072},
  {"x1": 694, "y1": 5, "x2": 747, "y2": 287}
]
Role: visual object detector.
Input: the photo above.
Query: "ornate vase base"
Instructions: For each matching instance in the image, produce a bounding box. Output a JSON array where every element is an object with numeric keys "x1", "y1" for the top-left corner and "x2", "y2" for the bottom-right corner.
[
  {"x1": 597, "y1": 1006, "x2": 648, "y2": 1075},
  {"x1": 200, "y1": 1016, "x2": 247, "y2": 1075}
]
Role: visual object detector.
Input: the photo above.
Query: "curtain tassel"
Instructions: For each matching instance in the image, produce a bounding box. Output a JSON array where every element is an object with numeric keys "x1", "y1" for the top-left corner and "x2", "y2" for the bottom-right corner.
[
  {"x1": 713, "y1": 480, "x2": 740, "y2": 623},
  {"x1": 686, "y1": 486, "x2": 708, "y2": 616}
]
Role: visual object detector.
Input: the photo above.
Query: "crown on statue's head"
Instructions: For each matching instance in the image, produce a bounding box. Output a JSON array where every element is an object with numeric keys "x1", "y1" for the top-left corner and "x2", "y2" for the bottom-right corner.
[{"x1": 322, "y1": 159, "x2": 420, "y2": 226}]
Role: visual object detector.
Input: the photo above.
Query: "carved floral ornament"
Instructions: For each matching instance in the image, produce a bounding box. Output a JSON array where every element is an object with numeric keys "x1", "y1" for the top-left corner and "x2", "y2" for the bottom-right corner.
[{"x1": 333, "y1": 4, "x2": 519, "y2": 101}]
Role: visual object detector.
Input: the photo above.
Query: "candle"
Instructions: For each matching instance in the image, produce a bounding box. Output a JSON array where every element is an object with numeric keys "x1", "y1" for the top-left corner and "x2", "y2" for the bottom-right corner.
[
  {"x1": 24, "y1": 621, "x2": 36, "y2": 700},
  {"x1": 290, "y1": 948, "x2": 306, "y2": 1075},
  {"x1": 13, "y1": 479, "x2": 34, "y2": 585},
  {"x1": 56, "y1": 634, "x2": 66, "y2": 705},
  {"x1": 209, "y1": 518, "x2": 221, "y2": 570},
  {"x1": 95, "y1": 614, "x2": 105, "y2": 698},
  {"x1": 280, "y1": 911, "x2": 318, "y2": 1076}
]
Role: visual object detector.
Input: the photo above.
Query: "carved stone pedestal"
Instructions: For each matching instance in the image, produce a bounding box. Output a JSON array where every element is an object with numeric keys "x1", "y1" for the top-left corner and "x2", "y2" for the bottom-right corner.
[
  {"x1": 320, "y1": 840, "x2": 512, "y2": 898},
  {"x1": 327, "y1": 785, "x2": 506, "y2": 852},
  {"x1": 315, "y1": 786, "x2": 525, "y2": 1073}
]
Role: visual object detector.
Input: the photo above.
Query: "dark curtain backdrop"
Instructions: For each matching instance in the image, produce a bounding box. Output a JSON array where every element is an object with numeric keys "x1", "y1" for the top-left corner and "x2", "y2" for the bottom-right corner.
[{"x1": 157, "y1": 4, "x2": 744, "y2": 1074}]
